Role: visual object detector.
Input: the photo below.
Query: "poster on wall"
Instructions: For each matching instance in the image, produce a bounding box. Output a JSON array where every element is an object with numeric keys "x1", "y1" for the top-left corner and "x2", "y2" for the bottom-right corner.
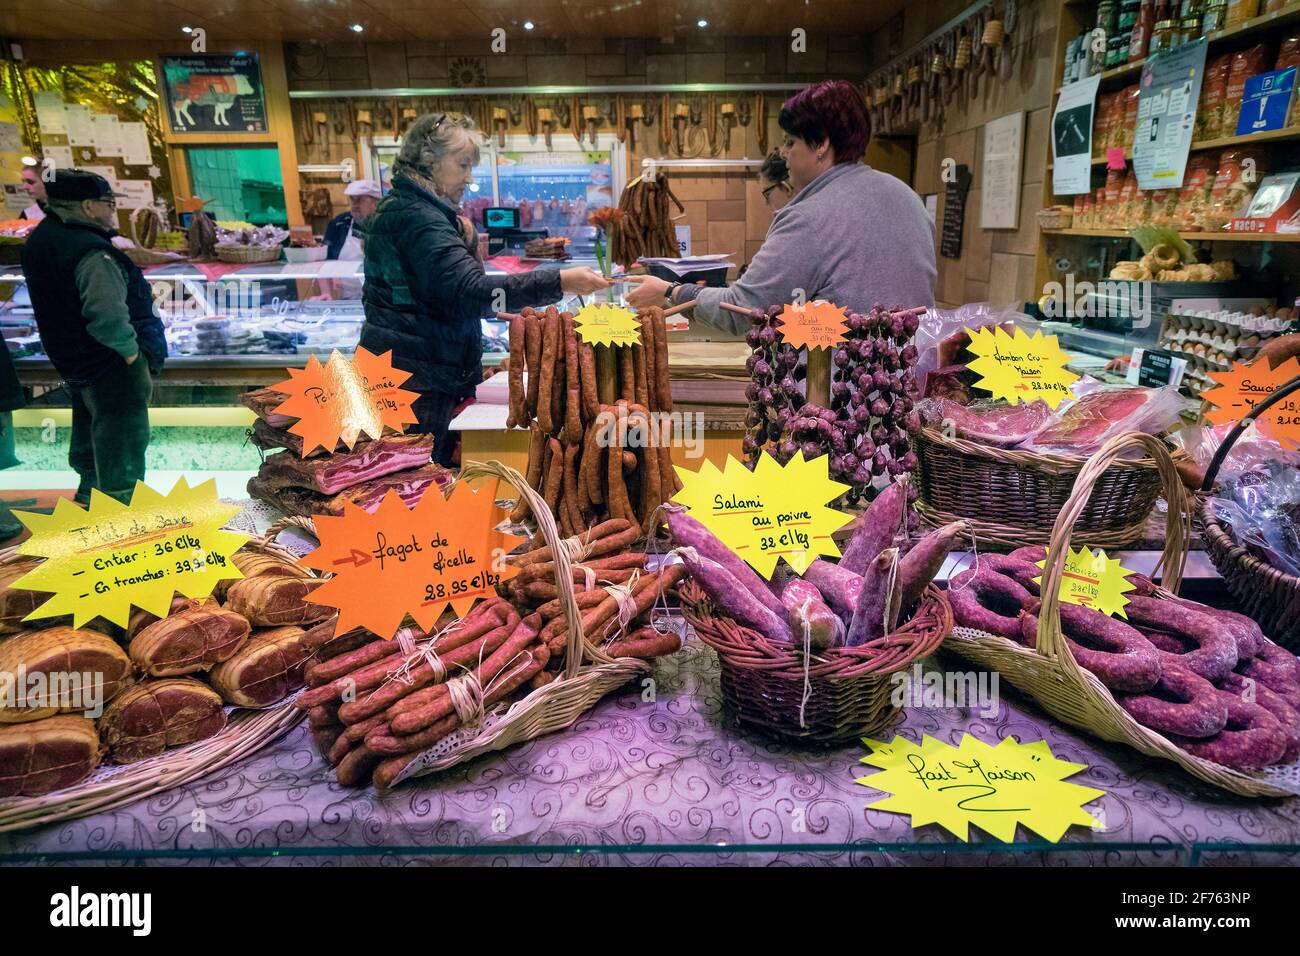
[
  {"x1": 1133, "y1": 39, "x2": 1208, "y2": 191},
  {"x1": 160, "y1": 54, "x2": 267, "y2": 134},
  {"x1": 981, "y1": 111, "x2": 1023, "y2": 229},
  {"x1": 1051, "y1": 73, "x2": 1100, "y2": 196}
]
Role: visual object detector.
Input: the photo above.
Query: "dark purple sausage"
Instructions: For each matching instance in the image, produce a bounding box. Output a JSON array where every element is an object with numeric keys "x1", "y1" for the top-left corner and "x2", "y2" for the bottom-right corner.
[
  {"x1": 1117, "y1": 660, "x2": 1228, "y2": 739},
  {"x1": 1166, "y1": 691, "x2": 1288, "y2": 769}
]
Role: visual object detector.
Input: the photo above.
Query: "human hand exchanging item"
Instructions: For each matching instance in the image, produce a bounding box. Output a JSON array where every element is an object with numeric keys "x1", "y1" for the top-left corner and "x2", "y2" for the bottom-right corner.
[
  {"x1": 621, "y1": 274, "x2": 672, "y2": 309},
  {"x1": 559, "y1": 267, "x2": 611, "y2": 296}
]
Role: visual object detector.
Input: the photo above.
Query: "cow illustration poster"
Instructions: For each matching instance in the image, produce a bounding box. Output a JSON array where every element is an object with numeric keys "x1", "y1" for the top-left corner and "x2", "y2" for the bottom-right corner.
[{"x1": 160, "y1": 54, "x2": 267, "y2": 133}]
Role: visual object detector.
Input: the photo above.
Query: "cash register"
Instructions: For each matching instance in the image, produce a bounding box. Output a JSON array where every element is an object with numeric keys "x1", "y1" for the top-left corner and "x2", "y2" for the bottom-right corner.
[{"x1": 483, "y1": 206, "x2": 547, "y2": 256}]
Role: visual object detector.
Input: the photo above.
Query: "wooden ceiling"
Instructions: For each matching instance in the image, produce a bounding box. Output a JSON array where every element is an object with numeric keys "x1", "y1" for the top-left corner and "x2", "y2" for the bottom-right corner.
[{"x1": 0, "y1": 0, "x2": 904, "y2": 42}]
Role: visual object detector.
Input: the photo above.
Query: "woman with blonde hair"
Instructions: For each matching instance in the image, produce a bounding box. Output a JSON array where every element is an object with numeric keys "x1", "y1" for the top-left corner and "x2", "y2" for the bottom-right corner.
[{"x1": 360, "y1": 112, "x2": 608, "y2": 465}]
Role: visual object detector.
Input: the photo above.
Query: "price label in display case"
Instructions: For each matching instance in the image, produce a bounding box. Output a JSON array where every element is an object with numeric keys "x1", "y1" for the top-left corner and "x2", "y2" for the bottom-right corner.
[
  {"x1": 670, "y1": 451, "x2": 853, "y2": 577},
  {"x1": 1202, "y1": 356, "x2": 1300, "y2": 449},
  {"x1": 1033, "y1": 546, "x2": 1138, "y2": 619},
  {"x1": 11, "y1": 479, "x2": 250, "y2": 628},
  {"x1": 300, "y1": 480, "x2": 526, "y2": 638}
]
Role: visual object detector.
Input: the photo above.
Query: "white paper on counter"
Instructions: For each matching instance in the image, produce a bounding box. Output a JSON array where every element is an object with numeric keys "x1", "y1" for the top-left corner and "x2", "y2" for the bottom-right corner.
[
  {"x1": 90, "y1": 114, "x2": 124, "y2": 157},
  {"x1": 63, "y1": 104, "x2": 94, "y2": 144},
  {"x1": 449, "y1": 401, "x2": 512, "y2": 431},
  {"x1": 32, "y1": 91, "x2": 66, "y2": 135},
  {"x1": 1051, "y1": 73, "x2": 1100, "y2": 196},
  {"x1": 119, "y1": 122, "x2": 152, "y2": 165}
]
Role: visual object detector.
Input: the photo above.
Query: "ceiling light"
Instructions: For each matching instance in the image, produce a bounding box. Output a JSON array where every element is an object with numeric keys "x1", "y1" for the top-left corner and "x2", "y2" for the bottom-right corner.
[
  {"x1": 349, "y1": 23, "x2": 364, "y2": 33},
  {"x1": 180, "y1": 25, "x2": 192, "y2": 33},
  {"x1": 697, "y1": 19, "x2": 708, "y2": 27},
  {"x1": 523, "y1": 21, "x2": 535, "y2": 30}
]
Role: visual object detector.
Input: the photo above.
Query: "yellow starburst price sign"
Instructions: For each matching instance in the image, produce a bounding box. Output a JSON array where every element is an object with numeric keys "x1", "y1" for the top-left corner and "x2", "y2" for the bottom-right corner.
[
  {"x1": 966, "y1": 325, "x2": 1079, "y2": 408},
  {"x1": 671, "y1": 451, "x2": 853, "y2": 577},
  {"x1": 11, "y1": 479, "x2": 250, "y2": 628},
  {"x1": 857, "y1": 734, "x2": 1104, "y2": 842},
  {"x1": 572, "y1": 303, "x2": 642, "y2": 347},
  {"x1": 1033, "y1": 545, "x2": 1137, "y2": 618}
]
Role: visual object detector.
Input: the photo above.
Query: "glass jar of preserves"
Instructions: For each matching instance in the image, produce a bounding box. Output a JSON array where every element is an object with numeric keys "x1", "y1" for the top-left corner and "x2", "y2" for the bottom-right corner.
[
  {"x1": 1180, "y1": 13, "x2": 1204, "y2": 41},
  {"x1": 1150, "y1": 19, "x2": 1176, "y2": 53},
  {"x1": 1202, "y1": 0, "x2": 1228, "y2": 33}
]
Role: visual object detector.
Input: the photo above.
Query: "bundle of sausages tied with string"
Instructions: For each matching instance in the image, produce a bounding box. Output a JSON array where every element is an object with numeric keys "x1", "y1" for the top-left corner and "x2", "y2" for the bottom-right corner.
[{"x1": 500, "y1": 304, "x2": 682, "y2": 539}]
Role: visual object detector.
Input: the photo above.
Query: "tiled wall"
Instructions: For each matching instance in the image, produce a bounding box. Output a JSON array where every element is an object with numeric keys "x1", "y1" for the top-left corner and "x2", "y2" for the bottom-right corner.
[
  {"x1": 867, "y1": 0, "x2": 1060, "y2": 309},
  {"x1": 285, "y1": 35, "x2": 869, "y2": 267}
]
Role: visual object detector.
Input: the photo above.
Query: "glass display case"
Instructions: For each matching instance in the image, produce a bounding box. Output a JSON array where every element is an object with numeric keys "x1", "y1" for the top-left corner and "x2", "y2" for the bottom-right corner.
[{"x1": 0, "y1": 256, "x2": 599, "y2": 384}]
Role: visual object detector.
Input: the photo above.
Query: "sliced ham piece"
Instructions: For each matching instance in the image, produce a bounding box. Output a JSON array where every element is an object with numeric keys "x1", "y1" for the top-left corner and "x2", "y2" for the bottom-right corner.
[
  {"x1": 248, "y1": 463, "x2": 453, "y2": 518},
  {"x1": 926, "y1": 399, "x2": 1053, "y2": 447},
  {"x1": 254, "y1": 434, "x2": 434, "y2": 495},
  {"x1": 1025, "y1": 387, "x2": 1177, "y2": 455},
  {"x1": 240, "y1": 387, "x2": 295, "y2": 430}
]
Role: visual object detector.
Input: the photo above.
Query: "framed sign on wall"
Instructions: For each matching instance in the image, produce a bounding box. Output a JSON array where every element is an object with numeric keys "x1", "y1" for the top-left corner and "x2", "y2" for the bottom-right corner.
[
  {"x1": 159, "y1": 54, "x2": 267, "y2": 134},
  {"x1": 980, "y1": 111, "x2": 1024, "y2": 230}
]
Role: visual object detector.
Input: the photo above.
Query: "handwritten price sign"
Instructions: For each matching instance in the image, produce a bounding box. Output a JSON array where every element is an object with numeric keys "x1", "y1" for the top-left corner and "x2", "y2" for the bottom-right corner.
[
  {"x1": 271, "y1": 347, "x2": 420, "y2": 456},
  {"x1": 1202, "y1": 356, "x2": 1300, "y2": 450},
  {"x1": 300, "y1": 479, "x2": 525, "y2": 638},
  {"x1": 671, "y1": 451, "x2": 852, "y2": 577},
  {"x1": 857, "y1": 733, "x2": 1104, "y2": 842},
  {"x1": 965, "y1": 326, "x2": 1079, "y2": 408},
  {"x1": 776, "y1": 300, "x2": 850, "y2": 350},
  {"x1": 1033, "y1": 545, "x2": 1137, "y2": 618},
  {"x1": 572, "y1": 303, "x2": 642, "y2": 348},
  {"x1": 12, "y1": 479, "x2": 249, "y2": 628}
]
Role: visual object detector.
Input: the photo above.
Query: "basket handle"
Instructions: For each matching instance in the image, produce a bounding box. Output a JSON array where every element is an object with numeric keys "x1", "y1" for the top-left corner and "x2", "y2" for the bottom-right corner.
[
  {"x1": 455, "y1": 459, "x2": 609, "y2": 681},
  {"x1": 1200, "y1": 371, "x2": 1300, "y2": 492},
  {"x1": 1035, "y1": 432, "x2": 1190, "y2": 670}
]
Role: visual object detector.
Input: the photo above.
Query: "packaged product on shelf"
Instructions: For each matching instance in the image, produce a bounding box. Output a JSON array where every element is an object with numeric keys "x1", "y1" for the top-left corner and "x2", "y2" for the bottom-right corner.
[
  {"x1": 1150, "y1": 186, "x2": 1179, "y2": 225},
  {"x1": 1175, "y1": 153, "x2": 1217, "y2": 229},
  {"x1": 1095, "y1": 185, "x2": 1109, "y2": 226},
  {"x1": 1198, "y1": 52, "x2": 1233, "y2": 140},
  {"x1": 1119, "y1": 169, "x2": 1152, "y2": 227},
  {"x1": 1224, "y1": 44, "x2": 1269, "y2": 135},
  {"x1": 1121, "y1": 84, "x2": 1141, "y2": 150},
  {"x1": 1226, "y1": 0, "x2": 1260, "y2": 25},
  {"x1": 1203, "y1": 148, "x2": 1266, "y2": 231},
  {"x1": 1073, "y1": 192, "x2": 1088, "y2": 227},
  {"x1": 1277, "y1": 36, "x2": 1300, "y2": 127},
  {"x1": 1102, "y1": 167, "x2": 1127, "y2": 227}
]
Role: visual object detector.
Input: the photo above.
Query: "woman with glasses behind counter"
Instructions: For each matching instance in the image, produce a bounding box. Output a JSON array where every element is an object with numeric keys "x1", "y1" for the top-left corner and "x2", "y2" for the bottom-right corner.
[{"x1": 360, "y1": 112, "x2": 608, "y2": 466}]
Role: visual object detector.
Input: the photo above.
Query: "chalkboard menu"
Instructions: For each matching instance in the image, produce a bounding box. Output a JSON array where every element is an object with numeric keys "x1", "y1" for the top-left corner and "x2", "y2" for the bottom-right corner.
[{"x1": 940, "y1": 164, "x2": 972, "y2": 260}]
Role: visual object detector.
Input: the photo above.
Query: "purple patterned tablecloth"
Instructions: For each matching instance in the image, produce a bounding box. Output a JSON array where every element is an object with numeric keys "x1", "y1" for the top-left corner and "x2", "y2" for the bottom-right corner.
[{"x1": 2, "y1": 637, "x2": 1299, "y2": 867}]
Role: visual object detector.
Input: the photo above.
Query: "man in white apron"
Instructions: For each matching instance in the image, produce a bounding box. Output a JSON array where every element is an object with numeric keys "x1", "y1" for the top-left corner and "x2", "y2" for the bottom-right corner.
[{"x1": 315, "y1": 178, "x2": 381, "y2": 300}]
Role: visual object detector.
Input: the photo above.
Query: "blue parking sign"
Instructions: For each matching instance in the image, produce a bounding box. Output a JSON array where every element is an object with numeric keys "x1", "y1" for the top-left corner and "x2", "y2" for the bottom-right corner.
[{"x1": 1236, "y1": 67, "x2": 1297, "y2": 135}]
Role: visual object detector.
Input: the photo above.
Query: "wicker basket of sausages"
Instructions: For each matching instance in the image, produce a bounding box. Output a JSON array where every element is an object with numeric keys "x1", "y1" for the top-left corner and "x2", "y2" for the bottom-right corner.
[
  {"x1": 673, "y1": 483, "x2": 956, "y2": 746},
  {"x1": 501, "y1": 304, "x2": 679, "y2": 540},
  {"x1": 0, "y1": 536, "x2": 332, "y2": 831},
  {"x1": 941, "y1": 432, "x2": 1300, "y2": 798},
  {"x1": 296, "y1": 461, "x2": 687, "y2": 790}
]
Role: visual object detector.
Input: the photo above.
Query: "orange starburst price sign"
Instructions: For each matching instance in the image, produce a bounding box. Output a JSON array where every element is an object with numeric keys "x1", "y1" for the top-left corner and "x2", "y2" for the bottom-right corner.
[
  {"x1": 776, "y1": 300, "x2": 850, "y2": 350},
  {"x1": 271, "y1": 347, "x2": 420, "y2": 456},
  {"x1": 1202, "y1": 357, "x2": 1300, "y2": 450},
  {"x1": 299, "y1": 479, "x2": 526, "y2": 638}
]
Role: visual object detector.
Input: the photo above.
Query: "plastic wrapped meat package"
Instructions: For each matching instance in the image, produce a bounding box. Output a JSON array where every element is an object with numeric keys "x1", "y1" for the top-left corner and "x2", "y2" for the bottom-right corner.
[
  {"x1": 1019, "y1": 385, "x2": 1186, "y2": 455},
  {"x1": 1211, "y1": 461, "x2": 1300, "y2": 576},
  {"x1": 913, "y1": 302, "x2": 1026, "y2": 401}
]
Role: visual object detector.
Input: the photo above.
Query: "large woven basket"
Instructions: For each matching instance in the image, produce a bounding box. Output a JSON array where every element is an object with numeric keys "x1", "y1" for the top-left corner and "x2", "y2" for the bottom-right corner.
[
  {"x1": 942, "y1": 432, "x2": 1300, "y2": 798},
  {"x1": 680, "y1": 580, "x2": 952, "y2": 746},
  {"x1": 274, "y1": 461, "x2": 652, "y2": 786},
  {"x1": 1196, "y1": 370, "x2": 1300, "y2": 651},
  {"x1": 0, "y1": 535, "x2": 311, "y2": 832},
  {"x1": 913, "y1": 425, "x2": 1174, "y2": 548},
  {"x1": 215, "y1": 243, "x2": 282, "y2": 264}
]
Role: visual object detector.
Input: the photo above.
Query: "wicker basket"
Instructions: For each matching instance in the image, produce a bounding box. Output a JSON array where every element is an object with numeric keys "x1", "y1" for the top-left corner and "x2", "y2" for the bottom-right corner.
[
  {"x1": 215, "y1": 243, "x2": 282, "y2": 264},
  {"x1": 272, "y1": 461, "x2": 652, "y2": 786},
  {"x1": 680, "y1": 581, "x2": 952, "y2": 746},
  {"x1": 1036, "y1": 205, "x2": 1074, "y2": 230},
  {"x1": 0, "y1": 536, "x2": 312, "y2": 831},
  {"x1": 1196, "y1": 369, "x2": 1300, "y2": 650},
  {"x1": 913, "y1": 425, "x2": 1176, "y2": 548},
  {"x1": 124, "y1": 246, "x2": 186, "y2": 267},
  {"x1": 942, "y1": 432, "x2": 1300, "y2": 798}
]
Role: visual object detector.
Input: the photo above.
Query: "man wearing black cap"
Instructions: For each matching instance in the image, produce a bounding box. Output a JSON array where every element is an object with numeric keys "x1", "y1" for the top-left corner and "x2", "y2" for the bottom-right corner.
[{"x1": 20, "y1": 169, "x2": 166, "y2": 505}]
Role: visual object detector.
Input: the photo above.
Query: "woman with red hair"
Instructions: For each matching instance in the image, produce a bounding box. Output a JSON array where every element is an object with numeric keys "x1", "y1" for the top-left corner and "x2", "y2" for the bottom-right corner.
[{"x1": 625, "y1": 80, "x2": 935, "y2": 332}]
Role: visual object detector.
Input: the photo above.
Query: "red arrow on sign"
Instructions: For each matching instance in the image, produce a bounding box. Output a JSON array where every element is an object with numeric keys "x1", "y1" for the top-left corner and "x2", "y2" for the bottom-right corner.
[{"x1": 333, "y1": 548, "x2": 372, "y2": 567}]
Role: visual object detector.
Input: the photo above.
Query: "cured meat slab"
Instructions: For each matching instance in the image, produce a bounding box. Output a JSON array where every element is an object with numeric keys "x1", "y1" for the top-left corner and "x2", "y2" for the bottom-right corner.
[{"x1": 255, "y1": 434, "x2": 434, "y2": 495}]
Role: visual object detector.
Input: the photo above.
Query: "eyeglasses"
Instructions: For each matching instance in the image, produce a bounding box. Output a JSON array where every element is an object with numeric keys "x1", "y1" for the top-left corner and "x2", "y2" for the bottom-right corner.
[{"x1": 761, "y1": 182, "x2": 787, "y2": 205}]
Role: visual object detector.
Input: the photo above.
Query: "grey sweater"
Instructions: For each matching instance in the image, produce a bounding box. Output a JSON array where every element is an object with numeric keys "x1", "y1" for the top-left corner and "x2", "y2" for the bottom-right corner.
[{"x1": 681, "y1": 162, "x2": 937, "y2": 335}]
